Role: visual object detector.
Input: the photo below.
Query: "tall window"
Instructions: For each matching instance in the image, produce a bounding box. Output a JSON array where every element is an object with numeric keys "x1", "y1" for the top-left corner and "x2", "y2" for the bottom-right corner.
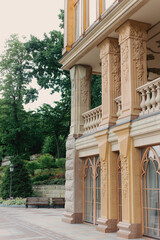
[
  {"x1": 74, "y1": 0, "x2": 82, "y2": 41},
  {"x1": 83, "y1": 156, "x2": 101, "y2": 224},
  {"x1": 141, "y1": 146, "x2": 160, "y2": 239},
  {"x1": 88, "y1": 0, "x2": 97, "y2": 27},
  {"x1": 103, "y1": 0, "x2": 115, "y2": 11}
]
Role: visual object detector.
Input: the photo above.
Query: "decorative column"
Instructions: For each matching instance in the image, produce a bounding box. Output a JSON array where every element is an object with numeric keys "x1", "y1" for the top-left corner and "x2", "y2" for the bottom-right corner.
[
  {"x1": 116, "y1": 20, "x2": 150, "y2": 121},
  {"x1": 63, "y1": 65, "x2": 92, "y2": 224},
  {"x1": 94, "y1": 130, "x2": 117, "y2": 233},
  {"x1": 98, "y1": 38, "x2": 121, "y2": 128},
  {"x1": 63, "y1": 0, "x2": 74, "y2": 55},
  {"x1": 114, "y1": 123, "x2": 142, "y2": 239}
]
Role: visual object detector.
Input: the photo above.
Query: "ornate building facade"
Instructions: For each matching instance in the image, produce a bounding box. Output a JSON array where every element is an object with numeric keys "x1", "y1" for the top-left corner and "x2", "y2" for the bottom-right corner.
[{"x1": 60, "y1": 0, "x2": 160, "y2": 239}]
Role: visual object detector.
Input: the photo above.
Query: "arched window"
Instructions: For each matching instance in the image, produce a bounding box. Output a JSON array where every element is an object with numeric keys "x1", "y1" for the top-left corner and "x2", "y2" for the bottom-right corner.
[
  {"x1": 83, "y1": 156, "x2": 101, "y2": 224},
  {"x1": 141, "y1": 146, "x2": 160, "y2": 239}
]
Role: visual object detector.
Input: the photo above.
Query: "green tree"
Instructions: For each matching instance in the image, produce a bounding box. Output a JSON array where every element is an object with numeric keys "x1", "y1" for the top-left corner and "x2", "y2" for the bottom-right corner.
[
  {"x1": 1, "y1": 156, "x2": 32, "y2": 199},
  {"x1": 38, "y1": 99, "x2": 70, "y2": 158},
  {"x1": 0, "y1": 35, "x2": 38, "y2": 157}
]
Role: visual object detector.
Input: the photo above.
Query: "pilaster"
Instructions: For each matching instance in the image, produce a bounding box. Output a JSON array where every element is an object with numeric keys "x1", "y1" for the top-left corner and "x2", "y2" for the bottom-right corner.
[
  {"x1": 94, "y1": 130, "x2": 117, "y2": 233},
  {"x1": 98, "y1": 38, "x2": 121, "y2": 128},
  {"x1": 63, "y1": 65, "x2": 92, "y2": 224},
  {"x1": 116, "y1": 20, "x2": 150, "y2": 122},
  {"x1": 70, "y1": 64, "x2": 92, "y2": 135},
  {"x1": 113, "y1": 123, "x2": 142, "y2": 239}
]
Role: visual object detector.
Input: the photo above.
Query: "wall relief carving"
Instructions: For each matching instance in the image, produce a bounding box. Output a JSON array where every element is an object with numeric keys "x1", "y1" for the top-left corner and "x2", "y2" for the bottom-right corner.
[
  {"x1": 121, "y1": 41, "x2": 129, "y2": 82},
  {"x1": 133, "y1": 39, "x2": 145, "y2": 85},
  {"x1": 120, "y1": 154, "x2": 129, "y2": 199},
  {"x1": 111, "y1": 53, "x2": 121, "y2": 96},
  {"x1": 100, "y1": 157, "x2": 107, "y2": 197}
]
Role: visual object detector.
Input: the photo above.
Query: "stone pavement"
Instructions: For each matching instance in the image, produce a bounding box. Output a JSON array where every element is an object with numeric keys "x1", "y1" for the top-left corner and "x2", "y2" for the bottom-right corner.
[{"x1": 0, "y1": 207, "x2": 144, "y2": 240}]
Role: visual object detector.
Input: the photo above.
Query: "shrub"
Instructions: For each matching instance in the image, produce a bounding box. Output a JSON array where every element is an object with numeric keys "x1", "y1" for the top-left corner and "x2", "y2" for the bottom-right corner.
[
  {"x1": 56, "y1": 158, "x2": 66, "y2": 169},
  {"x1": 0, "y1": 156, "x2": 32, "y2": 199},
  {"x1": 32, "y1": 178, "x2": 65, "y2": 185},
  {"x1": 26, "y1": 161, "x2": 40, "y2": 176},
  {"x1": 0, "y1": 197, "x2": 26, "y2": 205},
  {"x1": 38, "y1": 154, "x2": 56, "y2": 169},
  {"x1": 31, "y1": 174, "x2": 50, "y2": 183}
]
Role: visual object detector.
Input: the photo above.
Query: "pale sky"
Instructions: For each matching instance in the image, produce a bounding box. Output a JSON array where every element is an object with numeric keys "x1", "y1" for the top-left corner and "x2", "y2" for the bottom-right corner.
[{"x1": 0, "y1": 0, "x2": 64, "y2": 111}]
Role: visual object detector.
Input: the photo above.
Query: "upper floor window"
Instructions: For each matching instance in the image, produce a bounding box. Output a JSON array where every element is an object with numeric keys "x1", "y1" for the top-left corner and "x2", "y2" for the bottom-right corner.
[
  {"x1": 88, "y1": 0, "x2": 97, "y2": 26},
  {"x1": 103, "y1": 0, "x2": 115, "y2": 11},
  {"x1": 74, "y1": 0, "x2": 82, "y2": 41}
]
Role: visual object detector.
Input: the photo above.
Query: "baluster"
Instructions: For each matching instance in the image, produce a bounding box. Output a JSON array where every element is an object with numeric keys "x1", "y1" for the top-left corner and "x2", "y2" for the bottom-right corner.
[
  {"x1": 156, "y1": 82, "x2": 160, "y2": 111},
  {"x1": 145, "y1": 87, "x2": 151, "y2": 114},
  {"x1": 116, "y1": 99, "x2": 121, "y2": 118},
  {"x1": 150, "y1": 84, "x2": 156, "y2": 112},
  {"x1": 139, "y1": 89, "x2": 146, "y2": 116}
]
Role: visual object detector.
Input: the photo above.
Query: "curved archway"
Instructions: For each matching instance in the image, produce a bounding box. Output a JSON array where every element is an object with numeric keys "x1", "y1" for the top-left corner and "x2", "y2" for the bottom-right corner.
[{"x1": 141, "y1": 146, "x2": 160, "y2": 238}]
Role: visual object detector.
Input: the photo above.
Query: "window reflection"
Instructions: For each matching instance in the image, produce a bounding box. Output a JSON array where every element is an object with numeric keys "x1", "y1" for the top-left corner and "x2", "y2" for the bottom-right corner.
[
  {"x1": 74, "y1": 0, "x2": 82, "y2": 41},
  {"x1": 141, "y1": 146, "x2": 160, "y2": 239},
  {"x1": 88, "y1": 0, "x2": 97, "y2": 26},
  {"x1": 104, "y1": 0, "x2": 115, "y2": 11}
]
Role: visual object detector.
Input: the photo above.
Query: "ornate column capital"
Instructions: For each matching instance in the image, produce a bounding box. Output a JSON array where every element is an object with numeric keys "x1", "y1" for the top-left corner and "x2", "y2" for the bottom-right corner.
[
  {"x1": 98, "y1": 38, "x2": 120, "y2": 59},
  {"x1": 117, "y1": 20, "x2": 150, "y2": 45}
]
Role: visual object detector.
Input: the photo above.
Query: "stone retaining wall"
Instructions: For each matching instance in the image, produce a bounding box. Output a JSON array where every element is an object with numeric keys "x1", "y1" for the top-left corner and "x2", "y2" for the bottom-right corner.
[{"x1": 33, "y1": 185, "x2": 65, "y2": 198}]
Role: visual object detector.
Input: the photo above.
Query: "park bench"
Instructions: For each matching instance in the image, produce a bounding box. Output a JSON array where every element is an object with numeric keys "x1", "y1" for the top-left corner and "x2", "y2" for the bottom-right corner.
[
  {"x1": 26, "y1": 197, "x2": 50, "y2": 208},
  {"x1": 52, "y1": 197, "x2": 65, "y2": 208}
]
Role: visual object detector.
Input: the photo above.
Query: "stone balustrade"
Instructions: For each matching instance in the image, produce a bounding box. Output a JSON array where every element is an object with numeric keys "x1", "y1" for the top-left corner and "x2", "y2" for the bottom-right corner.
[
  {"x1": 82, "y1": 105, "x2": 102, "y2": 134},
  {"x1": 114, "y1": 96, "x2": 122, "y2": 118},
  {"x1": 137, "y1": 77, "x2": 160, "y2": 116}
]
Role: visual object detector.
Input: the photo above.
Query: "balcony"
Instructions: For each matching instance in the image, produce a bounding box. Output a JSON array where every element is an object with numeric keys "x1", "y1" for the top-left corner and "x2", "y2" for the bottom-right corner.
[
  {"x1": 137, "y1": 77, "x2": 160, "y2": 116},
  {"x1": 82, "y1": 105, "x2": 102, "y2": 134}
]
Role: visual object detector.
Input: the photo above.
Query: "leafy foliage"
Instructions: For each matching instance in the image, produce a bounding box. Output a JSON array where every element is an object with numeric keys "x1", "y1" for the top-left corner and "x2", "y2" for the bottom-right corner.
[
  {"x1": 38, "y1": 154, "x2": 55, "y2": 169},
  {"x1": 0, "y1": 35, "x2": 39, "y2": 157},
  {"x1": 38, "y1": 100, "x2": 70, "y2": 158},
  {"x1": 56, "y1": 158, "x2": 66, "y2": 169},
  {"x1": 1, "y1": 156, "x2": 32, "y2": 199},
  {"x1": 26, "y1": 161, "x2": 40, "y2": 176}
]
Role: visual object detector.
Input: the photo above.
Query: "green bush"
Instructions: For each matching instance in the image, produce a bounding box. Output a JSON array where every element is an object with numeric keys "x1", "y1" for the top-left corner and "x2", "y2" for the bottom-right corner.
[
  {"x1": 56, "y1": 158, "x2": 66, "y2": 169},
  {"x1": 33, "y1": 178, "x2": 65, "y2": 185},
  {"x1": 34, "y1": 169, "x2": 42, "y2": 175},
  {"x1": 0, "y1": 197, "x2": 26, "y2": 205},
  {"x1": 0, "y1": 156, "x2": 33, "y2": 199},
  {"x1": 31, "y1": 174, "x2": 50, "y2": 183},
  {"x1": 38, "y1": 154, "x2": 56, "y2": 169},
  {"x1": 26, "y1": 161, "x2": 40, "y2": 176}
]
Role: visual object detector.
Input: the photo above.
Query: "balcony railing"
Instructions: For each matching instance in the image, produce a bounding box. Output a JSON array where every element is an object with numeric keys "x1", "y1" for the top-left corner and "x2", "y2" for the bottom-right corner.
[
  {"x1": 82, "y1": 105, "x2": 102, "y2": 134},
  {"x1": 114, "y1": 96, "x2": 122, "y2": 118},
  {"x1": 137, "y1": 77, "x2": 160, "y2": 116}
]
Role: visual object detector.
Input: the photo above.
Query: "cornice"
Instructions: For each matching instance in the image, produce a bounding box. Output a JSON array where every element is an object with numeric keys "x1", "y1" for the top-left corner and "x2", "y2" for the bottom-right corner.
[{"x1": 60, "y1": 0, "x2": 149, "y2": 70}]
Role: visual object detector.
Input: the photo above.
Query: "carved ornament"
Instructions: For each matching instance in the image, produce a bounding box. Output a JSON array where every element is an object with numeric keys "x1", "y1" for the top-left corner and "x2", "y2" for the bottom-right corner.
[{"x1": 120, "y1": 154, "x2": 129, "y2": 199}]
